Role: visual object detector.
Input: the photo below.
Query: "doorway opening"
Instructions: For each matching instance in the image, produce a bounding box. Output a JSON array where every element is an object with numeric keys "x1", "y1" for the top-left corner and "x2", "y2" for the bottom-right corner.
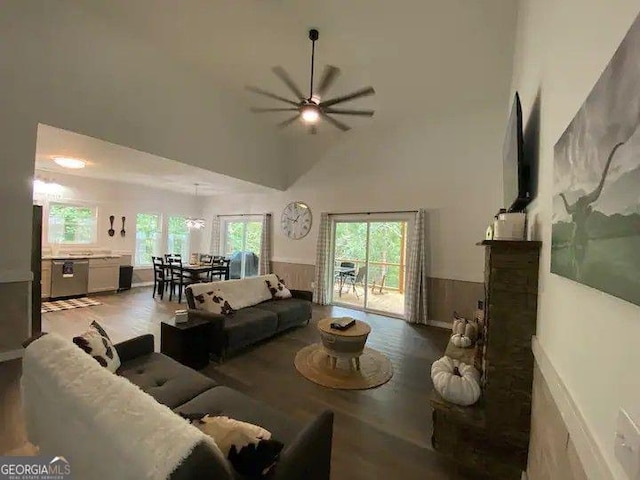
[
  {"x1": 220, "y1": 217, "x2": 263, "y2": 279},
  {"x1": 330, "y1": 214, "x2": 411, "y2": 318}
]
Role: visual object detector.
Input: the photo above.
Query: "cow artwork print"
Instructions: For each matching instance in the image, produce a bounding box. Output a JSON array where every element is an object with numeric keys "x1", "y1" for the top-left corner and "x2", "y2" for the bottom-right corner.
[
  {"x1": 72, "y1": 321, "x2": 121, "y2": 373},
  {"x1": 194, "y1": 290, "x2": 235, "y2": 315},
  {"x1": 265, "y1": 277, "x2": 292, "y2": 300}
]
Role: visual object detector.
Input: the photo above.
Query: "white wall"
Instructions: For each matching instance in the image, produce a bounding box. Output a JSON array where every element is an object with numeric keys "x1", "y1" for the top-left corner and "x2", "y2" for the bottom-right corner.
[
  {"x1": 35, "y1": 171, "x2": 204, "y2": 267},
  {"x1": 203, "y1": 105, "x2": 512, "y2": 284},
  {"x1": 0, "y1": 1, "x2": 287, "y2": 277},
  {"x1": 510, "y1": 1, "x2": 640, "y2": 477}
]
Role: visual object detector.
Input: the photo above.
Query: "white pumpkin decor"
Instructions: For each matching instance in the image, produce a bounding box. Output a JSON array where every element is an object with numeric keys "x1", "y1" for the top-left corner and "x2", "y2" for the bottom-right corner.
[
  {"x1": 464, "y1": 320, "x2": 479, "y2": 343},
  {"x1": 431, "y1": 356, "x2": 481, "y2": 406},
  {"x1": 452, "y1": 313, "x2": 467, "y2": 336},
  {"x1": 450, "y1": 333, "x2": 472, "y2": 348},
  {"x1": 451, "y1": 314, "x2": 479, "y2": 348}
]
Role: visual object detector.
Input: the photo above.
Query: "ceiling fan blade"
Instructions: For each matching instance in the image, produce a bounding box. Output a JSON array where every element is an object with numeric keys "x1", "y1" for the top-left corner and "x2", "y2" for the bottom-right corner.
[
  {"x1": 320, "y1": 86, "x2": 376, "y2": 108},
  {"x1": 309, "y1": 125, "x2": 318, "y2": 135},
  {"x1": 321, "y1": 113, "x2": 351, "y2": 132},
  {"x1": 272, "y1": 66, "x2": 306, "y2": 100},
  {"x1": 250, "y1": 107, "x2": 299, "y2": 113},
  {"x1": 245, "y1": 86, "x2": 299, "y2": 106},
  {"x1": 277, "y1": 114, "x2": 301, "y2": 129},
  {"x1": 323, "y1": 108, "x2": 375, "y2": 117},
  {"x1": 315, "y1": 65, "x2": 341, "y2": 98}
]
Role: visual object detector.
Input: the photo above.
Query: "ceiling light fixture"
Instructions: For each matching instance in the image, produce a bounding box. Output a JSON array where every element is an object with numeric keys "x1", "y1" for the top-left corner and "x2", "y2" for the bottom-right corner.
[
  {"x1": 52, "y1": 156, "x2": 86, "y2": 169},
  {"x1": 301, "y1": 104, "x2": 320, "y2": 124},
  {"x1": 247, "y1": 29, "x2": 376, "y2": 133},
  {"x1": 186, "y1": 183, "x2": 206, "y2": 230}
]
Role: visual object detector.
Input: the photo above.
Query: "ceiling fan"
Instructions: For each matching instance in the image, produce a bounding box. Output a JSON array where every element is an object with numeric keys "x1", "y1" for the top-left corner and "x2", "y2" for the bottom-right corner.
[{"x1": 246, "y1": 29, "x2": 375, "y2": 133}]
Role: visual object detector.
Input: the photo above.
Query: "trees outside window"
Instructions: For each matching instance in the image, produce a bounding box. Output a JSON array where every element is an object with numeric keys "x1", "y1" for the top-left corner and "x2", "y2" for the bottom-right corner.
[
  {"x1": 222, "y1": 219, "x2": 262, "y2": 278},
  {"x1": 47, "y1": 203, "x2": 97, "y2": 244},
  {"x1": 136, "y1": 213, "x2": 161, "y2": 266},
  {"x1": 167, "y1": 216, "x2": 190, "y2": 258}
]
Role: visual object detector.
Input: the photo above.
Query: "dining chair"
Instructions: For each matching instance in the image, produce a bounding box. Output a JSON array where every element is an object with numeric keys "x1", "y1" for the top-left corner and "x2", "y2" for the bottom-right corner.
[
  {"x1": 168, "y1": 257, "x2": 196, "y2": 304},
  {"x1": 152, "y1": 256, "x2": 166, "y2": 300},
  {"x1": 345, "y1": 266, "x2": 368, "y2": 299},
  {"x1": 208, "y1": 256, "x2": 227, "y2": 281},
  {"x1": 336, "y1": 261, "x2": 356, "y2": 295}
]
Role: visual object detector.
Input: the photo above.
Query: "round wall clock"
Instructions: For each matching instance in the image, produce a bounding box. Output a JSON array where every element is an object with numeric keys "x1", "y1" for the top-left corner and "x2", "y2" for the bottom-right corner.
[{"x1": 281, "y1": 201, "x2": 312, "y2": 239}]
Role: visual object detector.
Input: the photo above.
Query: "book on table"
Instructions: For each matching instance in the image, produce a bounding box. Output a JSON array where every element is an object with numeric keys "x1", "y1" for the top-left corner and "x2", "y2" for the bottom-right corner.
[{"x1": 330, "y1": 318, "x2": 356, "y2": 330}]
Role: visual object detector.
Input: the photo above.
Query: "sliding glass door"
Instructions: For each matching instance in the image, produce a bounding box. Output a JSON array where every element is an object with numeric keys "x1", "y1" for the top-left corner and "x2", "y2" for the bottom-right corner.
[
  {"x1": 331, "y1": 215, "x2": 410, "y2": 318},
  {"x1": 221, "y1": 218, "x2": 262, "y2": 279}
]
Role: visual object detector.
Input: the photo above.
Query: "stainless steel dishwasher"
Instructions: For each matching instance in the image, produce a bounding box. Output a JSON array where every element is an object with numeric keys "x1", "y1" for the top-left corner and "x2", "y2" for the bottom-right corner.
[{"x1": 51, "y1": 259, "x2": 89, "y2": 299}]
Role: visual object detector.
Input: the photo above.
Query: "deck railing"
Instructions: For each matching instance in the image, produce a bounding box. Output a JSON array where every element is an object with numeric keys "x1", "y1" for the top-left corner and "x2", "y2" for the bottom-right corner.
[{"x1": 334, "y1": 258, "x2": 405, "y2": 293}]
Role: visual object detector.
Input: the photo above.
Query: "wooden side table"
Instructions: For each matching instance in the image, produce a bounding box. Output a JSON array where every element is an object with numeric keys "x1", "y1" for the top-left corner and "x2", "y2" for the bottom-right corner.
[
  {"x1": 317, "y1": 317, "x2": 371, "y2": 370},
  {"x1": 161, "y1": 317, "x2": 213, "y2": 370}
]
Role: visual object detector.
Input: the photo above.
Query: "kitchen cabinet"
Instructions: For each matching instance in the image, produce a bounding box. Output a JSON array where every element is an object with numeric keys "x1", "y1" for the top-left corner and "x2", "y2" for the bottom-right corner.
[
  {"x1": 41, "y1": 260, "x2": 51, "y2": 299},
  {"x1": 88, "y1": 257, "x2": 120, "y2": 293}
]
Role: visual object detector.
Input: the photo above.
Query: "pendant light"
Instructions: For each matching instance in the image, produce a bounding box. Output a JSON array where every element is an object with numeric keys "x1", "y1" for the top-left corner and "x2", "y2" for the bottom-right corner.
[{"x1": 186, "y1": 183, "x2": 206, "y2": 230}]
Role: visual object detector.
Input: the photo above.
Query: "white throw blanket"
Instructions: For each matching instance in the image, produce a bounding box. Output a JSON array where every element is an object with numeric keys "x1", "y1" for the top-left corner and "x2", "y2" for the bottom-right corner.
[
  {"x1": 189, "y1": 274, "x2": 279, "y2": 310},
  {"x1": 21, "y1": 334, "x2": 228, "y2": 480}
]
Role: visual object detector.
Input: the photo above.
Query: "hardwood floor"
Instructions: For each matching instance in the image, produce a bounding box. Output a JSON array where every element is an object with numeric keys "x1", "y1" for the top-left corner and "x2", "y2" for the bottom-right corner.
[{"x1": 1, "y1": 287, "x2": 477, "y2": 479}]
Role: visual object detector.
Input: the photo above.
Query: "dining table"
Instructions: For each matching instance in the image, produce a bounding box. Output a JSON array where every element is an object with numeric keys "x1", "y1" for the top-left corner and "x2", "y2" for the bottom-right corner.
[
  {"x1": 171, "y1": 263, "x2": 230, "y2": 282},
  {"x1": 334, "y1": 265, "x2": 356, "y2": 297}
]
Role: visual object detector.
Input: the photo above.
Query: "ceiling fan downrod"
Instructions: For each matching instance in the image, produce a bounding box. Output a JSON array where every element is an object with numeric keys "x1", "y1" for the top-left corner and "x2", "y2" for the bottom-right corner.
[{"x1": 309, "y1": 29, "x2": 319, "y2": 101}]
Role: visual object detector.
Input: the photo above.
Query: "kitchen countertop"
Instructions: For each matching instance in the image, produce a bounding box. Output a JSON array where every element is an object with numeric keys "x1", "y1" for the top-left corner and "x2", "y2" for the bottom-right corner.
[{"x1": 42, "y1": 255, "x2": 122, "y2": 260}]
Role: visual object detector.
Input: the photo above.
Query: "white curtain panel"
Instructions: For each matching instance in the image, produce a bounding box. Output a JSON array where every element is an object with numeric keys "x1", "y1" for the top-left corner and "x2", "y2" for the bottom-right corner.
[
  {"x1": 404, "y1": 209, "x2": 429, "y2": 324},
  {"x1": 313, "y1": 213, "x2": 332, "y2": 305},
  {"x1": 260, "y1": 214, "x2": 272, "y2": 275},
  {"x1": 210, "y1": 216, "x2": 221, "y2": 254}
]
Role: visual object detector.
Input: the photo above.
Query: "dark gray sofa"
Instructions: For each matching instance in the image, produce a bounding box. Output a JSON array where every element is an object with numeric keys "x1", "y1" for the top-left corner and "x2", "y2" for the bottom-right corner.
[
  {"x1": 185, "y1": 287, "x2": 313, "y2": 360},
  {"x1": 114, "y1": 334, "x2": 334, "y2": 480}
]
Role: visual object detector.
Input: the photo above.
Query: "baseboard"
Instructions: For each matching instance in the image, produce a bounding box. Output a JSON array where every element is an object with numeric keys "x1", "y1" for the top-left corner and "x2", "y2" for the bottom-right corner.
[
  {"x1": 532, "y1": 336, "x2": 614, "y2": 480},
  {"x1": 0, "y1": 349, "x2": 24, "y2": 362},
  {"x1": 427, "y1": 320, "x2": 451, "y2": 329},
  {"x1": 131, "y1": 281, "x2": 154, "y2": 288}
]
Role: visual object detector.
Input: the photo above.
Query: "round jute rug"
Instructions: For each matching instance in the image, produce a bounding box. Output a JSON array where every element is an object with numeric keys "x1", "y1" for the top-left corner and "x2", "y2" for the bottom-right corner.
[{"x1": 294, "y1": 343, "x2": 393, "y2": 390}]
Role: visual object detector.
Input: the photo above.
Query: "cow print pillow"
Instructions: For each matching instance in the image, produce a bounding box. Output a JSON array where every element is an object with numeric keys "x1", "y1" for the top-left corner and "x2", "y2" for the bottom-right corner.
[
  {"x1": 72, "y1": 321, "x2": 121, "y2": 373},
  {"x1": 181, "y1": 413, "x2": 283, "y2": 478},
  {"x1": 265, "y1": 277, "x2": 292, "y2": 300},
  {"x1": 193, "y1": 290, "x2": 236, "y2": 316}
]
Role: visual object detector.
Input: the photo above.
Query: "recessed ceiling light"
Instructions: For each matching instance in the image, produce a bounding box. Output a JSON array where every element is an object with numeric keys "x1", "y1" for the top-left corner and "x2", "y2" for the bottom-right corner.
[{"x1": 52, "y1": 156, "x2": 86, "y2": 169}]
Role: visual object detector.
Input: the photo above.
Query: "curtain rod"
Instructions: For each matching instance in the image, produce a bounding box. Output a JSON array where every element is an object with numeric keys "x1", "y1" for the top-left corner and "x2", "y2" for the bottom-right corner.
[
  {"x1": 329, "y1": 210, "x2": 418, "y2": 216},
  {"x1": 216, "y1": 213, "x2": 271, "y2": 218}
]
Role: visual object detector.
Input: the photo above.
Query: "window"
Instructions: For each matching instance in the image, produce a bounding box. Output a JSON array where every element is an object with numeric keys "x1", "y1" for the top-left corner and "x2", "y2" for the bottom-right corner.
[
  {"x1": 167, "y1": 216, "x2": 190, "y2": 258},
  {"x1": 221, "y1": 218, "x2": 262, "y2": 279},
  {"x1": 47, "y1": 203, "x2": 97, "y2": 244},
  {"x1": 135, "y1": 213, "x2": 161, "y2": 266}
]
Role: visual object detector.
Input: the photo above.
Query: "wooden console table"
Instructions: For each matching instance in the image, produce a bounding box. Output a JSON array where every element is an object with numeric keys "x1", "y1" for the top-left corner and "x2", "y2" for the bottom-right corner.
[{"x1": 430, "y1": 240, "x2": 541, "y2": 479}]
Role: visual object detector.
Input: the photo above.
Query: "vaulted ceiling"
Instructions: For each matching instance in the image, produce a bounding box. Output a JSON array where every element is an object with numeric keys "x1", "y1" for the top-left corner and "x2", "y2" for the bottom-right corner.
[
  {"x1": 79, "y1": 0, "x2": 518, "y2": 132},
  {"x1": 8, "y1": 1, "x2": 518, "y2": 194}
]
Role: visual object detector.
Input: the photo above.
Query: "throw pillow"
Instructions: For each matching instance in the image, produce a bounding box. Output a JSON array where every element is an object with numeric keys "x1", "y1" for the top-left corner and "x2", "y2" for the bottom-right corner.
[
  {"x1": 192, "y1": 289, "x2": 236, "y2": 315},
  {"x1": 265, "y1": 277, "x2": 292, "y2": 300},
  {"x1": 72, "y1": 321, "x2": 121, "y2": 373},
  {"x1": 183, "y1": 414, "x2": 283, "y2": 478}
]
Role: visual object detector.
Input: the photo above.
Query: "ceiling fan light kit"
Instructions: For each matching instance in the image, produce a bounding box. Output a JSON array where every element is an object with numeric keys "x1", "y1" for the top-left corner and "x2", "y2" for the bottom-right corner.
[{"x1": 247, "y1": 29, "x2": 375, "y2": 133}]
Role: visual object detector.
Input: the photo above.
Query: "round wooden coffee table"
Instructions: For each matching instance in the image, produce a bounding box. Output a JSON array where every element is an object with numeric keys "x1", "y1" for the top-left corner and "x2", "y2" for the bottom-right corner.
[{"x1": 317, "y1": 317, "x2": 371, "y2": 370}]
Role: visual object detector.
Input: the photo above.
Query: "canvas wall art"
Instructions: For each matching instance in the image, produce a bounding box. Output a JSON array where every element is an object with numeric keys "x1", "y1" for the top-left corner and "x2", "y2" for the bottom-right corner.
[{"x1": 552, "y1": 12, "x2": 640, "y2": 307}]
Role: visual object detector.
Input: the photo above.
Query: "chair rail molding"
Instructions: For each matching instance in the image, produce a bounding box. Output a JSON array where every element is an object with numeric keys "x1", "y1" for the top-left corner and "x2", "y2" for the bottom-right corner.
[{"x1": 0, "y1": 270, "x2": 34, "y2": 283}]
